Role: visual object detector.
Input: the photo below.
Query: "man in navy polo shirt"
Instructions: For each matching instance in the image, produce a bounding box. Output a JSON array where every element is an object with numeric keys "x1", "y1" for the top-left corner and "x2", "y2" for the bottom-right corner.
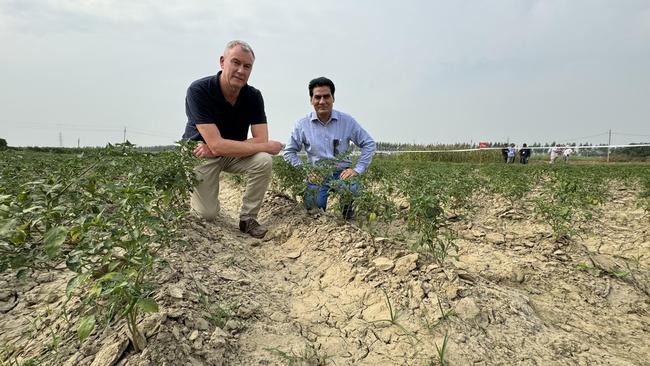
[
  {"x1": 183, "y1": 40, "x2": 283, "y2": 238},
  {"x1": 283, "y1": 77, "x2": 376, "y2": 220}
]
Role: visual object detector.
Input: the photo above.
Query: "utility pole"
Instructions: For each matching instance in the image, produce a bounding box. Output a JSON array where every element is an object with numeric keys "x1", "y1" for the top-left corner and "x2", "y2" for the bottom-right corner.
[
  {"x1": 59, "y1": 132, "x2": 63, "y2": 147},
  {"x1": 123, "y1": 127, "x2": 127, "y2": 143},
  {"x1": 77, "y1": 138, "x2": 80, "y2": 148},
  {"x1": 606, "y1": 129, "x2": 611, "y2": 163}
]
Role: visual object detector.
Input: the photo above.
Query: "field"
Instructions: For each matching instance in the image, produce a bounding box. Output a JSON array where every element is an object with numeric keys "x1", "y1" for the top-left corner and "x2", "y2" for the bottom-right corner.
[{"x1": 1, "y1": 147, "x2": 649, "y2": 365}]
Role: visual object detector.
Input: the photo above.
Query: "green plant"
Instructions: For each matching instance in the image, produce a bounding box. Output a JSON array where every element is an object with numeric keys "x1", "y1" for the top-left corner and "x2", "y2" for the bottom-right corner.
[
  {"x1": 272, "y1": 157, "x2": 308, "y2": 200},
  {"x1": 266, "y1": 343, "x2": 329, "y2": 366},
  {"x1": 373, "y1": 288, "x2": 401, "y2": 325},
  {"x1": 423, "y1": 297, "x2": 456, "y2": 333},
  {"x1": 351, "y1": 186, "x2": 397, "y2": 231},
  {"x1": 638, "y1": 175, "x2": 650, "y2": 220},
  {"x1": 433, "y1": 331, "x2": 450, "y2": 366},
  {"x1": 403, "y1": 188, "x2": 458, "y2": 263},
  {"x1": 0, "y1": 143, "x2": 197, "y2": 353},
  {"x1": 611, "y1": 270, "x2": 631, "y2": 279},
  {"x1": 366, "y1": 288, "x2": 418, "y2": 342},
  {"x1": 534, "y1": 168, "x2": 607, "y2": 242},
  {"x1": 195, "y1": 282, "x2": 236, "y2": 328}
]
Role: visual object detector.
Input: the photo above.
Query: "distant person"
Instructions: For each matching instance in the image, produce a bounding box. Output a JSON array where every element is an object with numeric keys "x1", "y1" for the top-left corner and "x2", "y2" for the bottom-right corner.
[
  {"x1": 519, "y1": 143, "x2": 532, "y2": 164},
  {"x1": 182, "y1": 40, "x2": 283, "y2": 238},
  {"x1": 501, "y1": 145, "x2": 509, "y2": 163},
  {"x1": 563, "y1": 147, "x2": 574, "y2": 163},
  {"x1": 506, "y1": 143, "x2": 517, "y2": 164},
  {"x1": 549, "y1": 145, "x2": 563, "y2": 164},
  {"x1": 283, "y1": 77, "x2": 376, "y2": 220}
]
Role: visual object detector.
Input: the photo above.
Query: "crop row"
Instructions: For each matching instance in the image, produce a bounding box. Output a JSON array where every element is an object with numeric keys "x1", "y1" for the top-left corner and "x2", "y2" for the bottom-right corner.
[
  {"x1": 1, "y1": 145, "x2": 197, "y2": 358},
  {"x1": 272, "y1": 156, "x2": 650, "y2": 256},
  {"x1": 1, "y1": 147, "x2": 648, "y2": 363}
]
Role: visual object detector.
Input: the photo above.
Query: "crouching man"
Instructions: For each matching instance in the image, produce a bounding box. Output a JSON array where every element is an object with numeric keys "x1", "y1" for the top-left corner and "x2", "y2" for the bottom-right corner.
[
  {"x1": 182, "y1": 40, "x2": 283, "y2": 238},
  {"x1": 283, "y1": 77, "x2": 376, "y2": 220}
]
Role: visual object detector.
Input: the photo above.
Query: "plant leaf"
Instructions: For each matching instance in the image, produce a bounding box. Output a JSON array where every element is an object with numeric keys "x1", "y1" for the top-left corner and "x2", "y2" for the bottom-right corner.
[
  {"x1": 66, "y1": 273, "x2": 90, "y2": 298},
  {"x1": 0, "y1": 218, "x2": 17, "y2": 236},
  {"x1": 137, "y1": 298, "x2": 159, "y2": 313},
  {"x1": 77, "y1": 315, "x2": 96, "y2": 343},
  {"x1": 70, "y1": 226, "x2": 82, "y2": 241},
  {"x1": 44, "y1": 226, "x2": 68, "y2": 258}
]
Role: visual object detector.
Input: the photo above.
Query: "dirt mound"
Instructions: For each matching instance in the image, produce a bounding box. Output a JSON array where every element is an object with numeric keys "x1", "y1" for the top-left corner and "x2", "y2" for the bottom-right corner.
[{"x1": 1, "y1": 180, "x2": 648, "y2": 365}]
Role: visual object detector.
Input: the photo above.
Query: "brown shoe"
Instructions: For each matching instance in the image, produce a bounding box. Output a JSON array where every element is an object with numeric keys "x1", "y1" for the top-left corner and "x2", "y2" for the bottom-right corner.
[{"x1": 239, "y1": 218, "x2": 268, "y2": 239}]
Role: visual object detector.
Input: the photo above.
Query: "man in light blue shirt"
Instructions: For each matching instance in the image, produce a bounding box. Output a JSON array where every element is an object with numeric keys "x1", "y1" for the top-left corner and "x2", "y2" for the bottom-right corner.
[{"x1": 283, "y1": 77, "x2": 376, "y2": 219}]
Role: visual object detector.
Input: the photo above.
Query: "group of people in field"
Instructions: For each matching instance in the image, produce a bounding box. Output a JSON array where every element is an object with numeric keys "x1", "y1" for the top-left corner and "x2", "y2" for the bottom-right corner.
[
  {"x1": 182, "y1": 40, "x2": 376, "y2": 239},
  {"x1": 183, "y1": 40, "x2": 587, "y2": 239},
  {"x1": 500, "y1": 143, "x2": 532, "y2": 164},
  {"x1": 549, "y1": 144, "x2": 574, "y2": 164},
  {"x1": 500, "y1": 143, "x2": 575, "y2": 165}
]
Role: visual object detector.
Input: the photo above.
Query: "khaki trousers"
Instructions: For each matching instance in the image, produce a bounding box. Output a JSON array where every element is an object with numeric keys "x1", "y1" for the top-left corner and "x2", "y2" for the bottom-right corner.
[{"x1": 190, "y1": 152, "x2": 272, "y2": 221}]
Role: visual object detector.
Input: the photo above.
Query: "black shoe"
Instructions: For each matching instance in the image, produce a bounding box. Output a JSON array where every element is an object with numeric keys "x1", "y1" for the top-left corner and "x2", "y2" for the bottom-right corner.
[{"x1": 239, "y1": 218, "x2": 268, "y2": 239}]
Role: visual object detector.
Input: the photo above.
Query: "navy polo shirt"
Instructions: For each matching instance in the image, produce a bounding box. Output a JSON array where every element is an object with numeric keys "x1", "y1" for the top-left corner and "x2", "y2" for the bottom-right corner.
[{"x1": 182, "y1": 71, "x2": 267, "y2": 142}]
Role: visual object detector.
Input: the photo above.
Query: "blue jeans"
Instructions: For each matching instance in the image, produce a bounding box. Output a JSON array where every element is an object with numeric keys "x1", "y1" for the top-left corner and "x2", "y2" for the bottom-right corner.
[{"x1": 304, "y1": 170, "x2": 359, "y2": 210}]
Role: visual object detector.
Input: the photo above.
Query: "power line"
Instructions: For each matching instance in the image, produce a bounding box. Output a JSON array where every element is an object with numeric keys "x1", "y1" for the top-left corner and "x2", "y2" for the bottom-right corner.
[
  {"x1": 612, "y1": 131, "x2": 650, "y2": 138},
  {"x1": 1, "y1": 120, "x2": 179, "y2": 139}
]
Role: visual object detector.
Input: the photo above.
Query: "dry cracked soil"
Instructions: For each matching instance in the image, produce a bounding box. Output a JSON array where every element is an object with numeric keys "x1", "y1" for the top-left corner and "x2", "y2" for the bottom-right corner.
[{"x1": 1, "y1": 178, "x2": 649, "y2": 365}]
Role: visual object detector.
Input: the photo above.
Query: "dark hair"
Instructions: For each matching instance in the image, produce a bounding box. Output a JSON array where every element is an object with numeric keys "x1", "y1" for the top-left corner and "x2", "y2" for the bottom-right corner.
[
  {"x1": 308, "y1": 77, "x2": 335, "y2": 97},
  {"x1": 523, "y1": 143, "x2": 527, "y2": 147}
]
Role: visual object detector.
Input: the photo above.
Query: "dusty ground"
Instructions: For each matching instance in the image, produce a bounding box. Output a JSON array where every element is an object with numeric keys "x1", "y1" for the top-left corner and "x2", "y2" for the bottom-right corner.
[{"x1": 1, "y1": 178, "x2": 649, "y2": 365}]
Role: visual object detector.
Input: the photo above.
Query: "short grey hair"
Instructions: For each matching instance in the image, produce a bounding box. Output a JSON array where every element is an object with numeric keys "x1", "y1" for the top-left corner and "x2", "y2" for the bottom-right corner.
[{"x1": 225, "y1": 40, "x2": 255, "y2": 59}]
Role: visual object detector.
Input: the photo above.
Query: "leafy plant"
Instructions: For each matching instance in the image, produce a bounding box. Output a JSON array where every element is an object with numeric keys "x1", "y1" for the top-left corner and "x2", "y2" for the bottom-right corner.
[
  {"x1": 433, "y1": 331, "x2": 450, "y2": 366},
  {"x1": 534, "y1": 168, "x2": 607, "y2": 241},
  {"x1": 272, "y1": 157, "x2": 308, "y2": 200},
  {"x1": 195, "y1": 281, "x2": 236, "y2": 328},
  {"x1": 0, "y1": 143, "x2": 197, "y2": 353},
  {"x1": 266, "y1": 343, "x2": 329, "y2": 366},
  {"x1": 423, "y1": 296, "x2": 456, "y2": 333}
]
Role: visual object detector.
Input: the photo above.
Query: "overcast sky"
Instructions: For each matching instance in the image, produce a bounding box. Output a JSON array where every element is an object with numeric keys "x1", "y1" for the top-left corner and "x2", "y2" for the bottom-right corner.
[{"x1": 1, "y1": 0, "x2": 649, "y2": 147}]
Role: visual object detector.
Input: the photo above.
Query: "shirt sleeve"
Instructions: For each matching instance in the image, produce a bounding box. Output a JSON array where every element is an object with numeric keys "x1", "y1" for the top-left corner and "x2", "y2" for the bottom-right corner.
[
  {"x1": 249, "y1": 89, "x2": 267, "y2": 125},
  {"x1": 186, "y1": 83, "x2": 214, "y2": 125},
  {"x1": 350, "y1": 118, "x2": 376, "y2": 174},
  {"x1": 283, "y1": 121, "x2": 304, "y2": 167}
]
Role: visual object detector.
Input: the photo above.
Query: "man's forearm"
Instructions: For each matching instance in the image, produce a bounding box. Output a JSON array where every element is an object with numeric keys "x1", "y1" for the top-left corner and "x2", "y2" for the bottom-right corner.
[
  {"x1": 245, "y1": 136, "x2": 268, "y2": 144},
  {"x1": 207, "y1": 139, "x2": 269, "y2": 157}
]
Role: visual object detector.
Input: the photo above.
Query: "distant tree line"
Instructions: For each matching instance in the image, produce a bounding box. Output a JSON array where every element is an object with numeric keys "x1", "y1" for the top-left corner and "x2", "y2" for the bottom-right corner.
[
  {"x1": 3, "y1": 137, "x2": 647, "y2": 161},
  {"x1": 1, "y1": 140, "x2": 177, "y2": 154}
]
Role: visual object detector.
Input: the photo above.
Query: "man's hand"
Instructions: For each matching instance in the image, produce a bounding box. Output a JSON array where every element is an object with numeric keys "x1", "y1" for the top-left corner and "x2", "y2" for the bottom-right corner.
[
  {"x1": 193, "y1": 143, "x2": 218, "y2": 158},
  {"x1": 340, "y1": 168, "x2": 358, "y2": 180},
  {"x1": 266, "y1": 141, "x2": 284, "y2": 155}
]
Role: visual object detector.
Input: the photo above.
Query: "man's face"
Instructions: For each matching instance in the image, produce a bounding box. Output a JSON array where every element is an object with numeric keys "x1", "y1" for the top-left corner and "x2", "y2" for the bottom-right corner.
[
  {"x1": 220, "y1": 45, "x2": 254, "y2": 90},
  {"x1": 310, "y1": 86, "x2": 334, "y2": 119}
]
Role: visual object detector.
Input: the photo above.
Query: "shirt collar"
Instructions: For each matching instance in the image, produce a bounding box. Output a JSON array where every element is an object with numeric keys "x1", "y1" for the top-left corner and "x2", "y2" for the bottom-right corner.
[
  {"x1": 309, "y1": 110, "x2": 340, "y2": 124},
  {"x1": 215, "y1": 71, "x2": 249, "y2": 104}
]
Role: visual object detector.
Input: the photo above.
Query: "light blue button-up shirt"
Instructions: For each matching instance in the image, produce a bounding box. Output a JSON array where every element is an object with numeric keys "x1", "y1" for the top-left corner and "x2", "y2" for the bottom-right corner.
[{"x1": 283, "y1": 109, "x2": 376, "y2": 174}]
